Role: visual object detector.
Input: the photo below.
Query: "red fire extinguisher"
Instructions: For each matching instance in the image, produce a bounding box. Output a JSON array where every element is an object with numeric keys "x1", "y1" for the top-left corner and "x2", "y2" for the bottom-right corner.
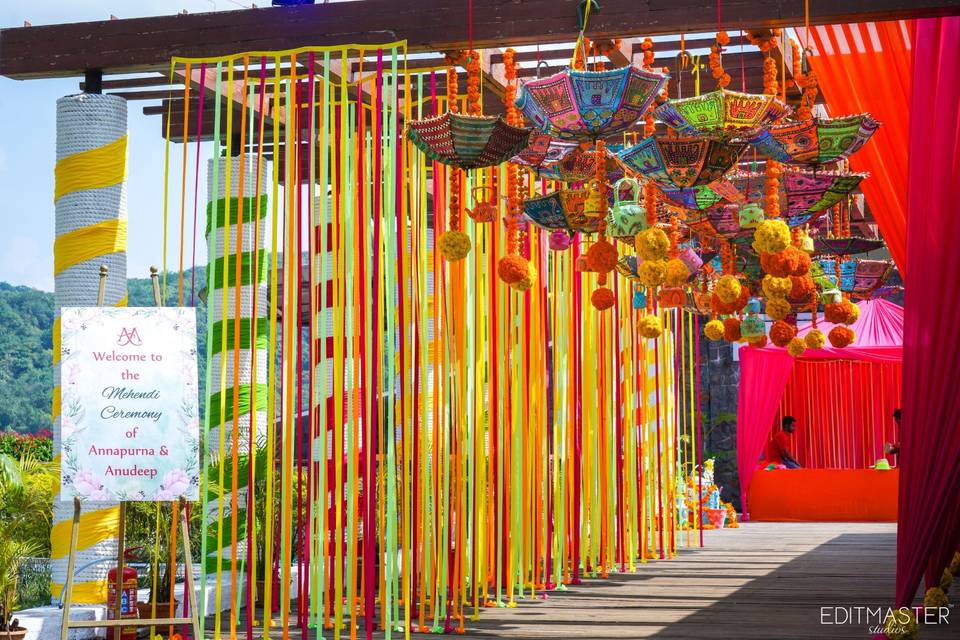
[{"x1": 106, "y1": 548, "x2": 140, "y2": 640}]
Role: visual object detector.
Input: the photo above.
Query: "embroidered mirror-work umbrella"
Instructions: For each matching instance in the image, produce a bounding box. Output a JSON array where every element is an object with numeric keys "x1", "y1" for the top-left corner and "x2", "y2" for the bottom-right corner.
[
  {"x1": 617, "y1": 136, "x2": 748, "y2": 189},
  {"x1": 655, "y1": 89, "x2": 790, "y2": 140},
  {"x1": 516, "y1": 66, "x2": 668, "y2": 141},
  {"x1": 813, "y1": 236, "x2": 886, "y2": 256},
  {"x1": 850, "y1": 260, "x2": 897, "y2": 299},
  {"x1": 523, "y1": 189, "x2": 601, "y2": 235},
  {"x1": 510, "y1": 133, "x2": 580, "y2": 172},
  {"x1": 407, "y1": 112, "x2": 532, "y2": 169},
  {"x1": 716, "y1": 170, "x2": 867, "y2": 226},
  {"x1": 814, "y1": 258, "x2": 857, "y2": 292},
  {"x1": 538, "y1": 144, "x2": 625, "y2": 183},
  {"x1": 750, "y1": 114, "x2": 880, "y2": 166}
]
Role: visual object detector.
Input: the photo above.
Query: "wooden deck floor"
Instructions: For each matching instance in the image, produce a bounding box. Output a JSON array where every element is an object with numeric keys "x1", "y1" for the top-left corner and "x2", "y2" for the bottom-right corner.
[{"x1": 226, "y1": 522, "x2": 956, "y2": 639}]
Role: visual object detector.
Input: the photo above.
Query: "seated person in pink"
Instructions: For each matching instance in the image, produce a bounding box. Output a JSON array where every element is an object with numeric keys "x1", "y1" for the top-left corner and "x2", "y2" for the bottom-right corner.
[{"x1": 765, "y1": 416, "x2": 801, "y2": 469}]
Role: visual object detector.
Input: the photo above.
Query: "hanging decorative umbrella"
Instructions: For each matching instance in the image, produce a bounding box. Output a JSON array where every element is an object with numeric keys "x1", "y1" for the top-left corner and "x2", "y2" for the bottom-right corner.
[
  {"x1": 510, "y1": 133, "x2": 579, "y2": 172},
  {"x1": 617, "y1": 136, "x2": 748, "y2": 189},
  {"x1": 407, "y1": 111, "x2": 532, "y2": 169},
  {"x1": 658, "y1": 184, "x2": 726, "y2": 211},
  {"x1": 814, "y1": 257, "x2": 857, "y2": 291},
  {"x1": 813, "y1": 236, "x2": 886, "y2": 256},
  {"x1": 850, "y1": 260, "x2": 897, "y2": 299},
  {"x1": 655, "y1": 89, "x2": 790, "y2": 140},
  {"x1": 714, "y1": 170, "x2": 867, "y2": 227},
  {"x1": 538, "y1": 144, "x2": 625, "y2": 183},
  {"x1": 523, "y1": 189, "x2": 601, "y2": 235},
  {"x1": 515, "y1": 65, "x2": 668, "y2": 141},
  {"x1": 750, "y1": 114, "x2": 880, "y2": 166}
]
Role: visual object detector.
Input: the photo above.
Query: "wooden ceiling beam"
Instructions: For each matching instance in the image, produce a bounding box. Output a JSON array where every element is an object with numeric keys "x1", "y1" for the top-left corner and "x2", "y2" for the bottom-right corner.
[{"x1": 4, "y1": 0, "x2": 957, "y2": 79}]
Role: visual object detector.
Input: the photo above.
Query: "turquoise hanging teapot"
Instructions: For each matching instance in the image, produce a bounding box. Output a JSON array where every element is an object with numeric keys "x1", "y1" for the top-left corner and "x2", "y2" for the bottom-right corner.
[{"x1": 607, "y1": 177, "x2": 648, "y2": 238}]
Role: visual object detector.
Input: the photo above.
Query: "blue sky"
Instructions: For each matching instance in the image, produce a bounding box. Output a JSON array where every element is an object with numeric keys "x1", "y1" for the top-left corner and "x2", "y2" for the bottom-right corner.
[{"x1": 0, "y1": 1, "x2": 271, "y2": 291}]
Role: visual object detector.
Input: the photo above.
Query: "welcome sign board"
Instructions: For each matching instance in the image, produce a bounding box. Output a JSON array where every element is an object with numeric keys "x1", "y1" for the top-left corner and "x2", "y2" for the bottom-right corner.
[{"x1": 59, "y1": 307, "x2": 200, "y2": 502}]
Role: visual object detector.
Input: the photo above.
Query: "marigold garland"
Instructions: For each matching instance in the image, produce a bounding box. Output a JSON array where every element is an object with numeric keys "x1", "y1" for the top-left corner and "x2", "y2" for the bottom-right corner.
[
  {"x1": 753, "y1": 219, "x2": 791, "y2": 254},
  {"x1": 709, "y1": 31, "x2": 732, "y2": 89},
  {"x1": 638, "y1": 259, "x2": 667, "y2": 288},
  {"x1": 787, "y1": 337, "x2": 806, "y2": 358},
  {"x1": 715, "y1": 275, "x2": 742, "y2": 304},
  {"x1": 786, "y1": 274, "x2": 816, "y2": 304},
  {"x1": 923, "y1": 587, "x2": 949, "y2": 609},
  {"x1": 791, "y1": 40, "x2": 819, "y2": 121},
  {"x1": 748, "y1": 335, "x2": 769, "y2": 348},
  {"x1": 438, "y1": 230, "x2": 471, "y2": 261},
  {"x1": 765, "y1": 297, "x2": 791, "y2": 321},
  {"x1": 665, "y1": 258, "x2": 690, "y2": 287},
  {"x1": 711, "y1": 286, "x2": 750, "y2": 315},
  {"x1": 466, "y1": 49, "x2": 481, "y2": 116},
  {"x1": 804, "y1": 329, "x2": 826, "y2": 350},
  {"x1": 585, "y1": 239, "x2": 618, "y2": 273},
  {"x1": 723, "y1": 317, "x2": 742, "y2": 342},
  {"x1": 591, "y1": 286, "x2": 616, "y2": 310},
  {"x1": 639, "y1": 314, "x2": 664, "y2": 339},
  {"x1": 760, "y1": 247, "x2": 809, "y2": 278},
  {"x1": 636, "y1": 227, "x2": 670, "y2": 261},
  {"x1": 761, "y1": 274, "x2": 793, "y2": 299},
  {"x1": 828, "y1": 325, "x2": 855, "y2": 348}
]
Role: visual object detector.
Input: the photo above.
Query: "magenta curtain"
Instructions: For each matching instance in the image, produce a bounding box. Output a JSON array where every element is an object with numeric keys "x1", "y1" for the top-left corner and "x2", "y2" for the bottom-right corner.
[
  {"x1": 736, "y1": 347, "x2": 793, "y2": 517},
  {"x1": 896, "y1": 16, "x2": 960, "y2": 607}
]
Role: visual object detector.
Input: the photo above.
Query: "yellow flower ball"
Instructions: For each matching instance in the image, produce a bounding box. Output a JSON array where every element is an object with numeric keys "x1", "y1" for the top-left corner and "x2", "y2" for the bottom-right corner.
[
  {"x1": 951, "y1": 551, "x2": 960, "y2": 574},
  {"x1": 765, "y1": 297, "x2": 791, "y2": 321},
  {"x1": 639, "y1": 314, "x2": 663, "y2": 339},
  {"x1": 704, "y1": 319, "x2": 725, "y2": 341},
  {"x1": 438, "y1": 230, "x2": 472, "y2": 261},
  {"x1": 884, "y1": 608, "x2": 918, "y2": 640},
  {"x1": 924, "y1": 587, "x2": 949, "y2": 609},
  {"x1": 804, "y1": 329, "x2": 826, "y2": 350},
  {"x1": 635, "y1": 227, "x2": 670, "y2": 261},
  {"x1": 787, "y1": 337, "x2": 806, "y2": 358},
  {"x1": 753, "y1": 218, "x2": 792, "y2": 254},
  {"x1": 846, "y1": 301, "x2": 861, "y2": 324},
  {"x1": 714, "y1": 275, "x2": 742, "y2": 304},
  {"x1": 664, "y1": 258, "x2": 690, "y2": 287},
  {"x1": 637, "y1": 259, "x2": 667, "y2": 288},
  {"x1": 509, "y1": 266, "x2": 537, "y2": 292},
  {"x1": 762, "y1": 274, "x2": 793, "y2": 299}
]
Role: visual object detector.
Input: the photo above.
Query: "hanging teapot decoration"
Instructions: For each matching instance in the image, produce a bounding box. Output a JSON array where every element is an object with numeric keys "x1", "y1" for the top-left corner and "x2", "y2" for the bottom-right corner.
[
  {"x1": 608, "y1": 177, "x2": 648, "y2": 236},
  {"x1": 467, "y1": 185, "x2": 498, "y2": 223},
  {"x1": 583, "y1": 178, "x2": 607, "y2": 218}
]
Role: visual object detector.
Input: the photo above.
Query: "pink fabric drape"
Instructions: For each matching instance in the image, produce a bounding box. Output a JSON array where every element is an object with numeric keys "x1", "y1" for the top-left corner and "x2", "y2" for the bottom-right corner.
[
  {"x1": 738, "y1": 300, "x2": 905, "y2": 515},
  {"x1": 736, "y1": 347, "x2": 793, "y2": 517},
  {"x1": 896, "y1": 16, "x2": 960, "y2": 608}
]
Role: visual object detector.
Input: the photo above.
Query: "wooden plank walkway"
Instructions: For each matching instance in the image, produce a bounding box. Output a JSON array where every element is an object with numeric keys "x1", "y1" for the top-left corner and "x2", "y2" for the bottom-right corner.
[{"x1": 222, "y1": 522, "x2": 957, "y2": 638}]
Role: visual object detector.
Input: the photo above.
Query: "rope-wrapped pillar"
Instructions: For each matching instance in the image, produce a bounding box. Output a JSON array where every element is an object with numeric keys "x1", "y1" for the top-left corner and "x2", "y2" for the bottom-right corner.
[
  {"x1": 203, "y1": 155, "x2": 269, "y2": 580},
  {"x1": 51, "y1": 93, "x2": 128, "y2": 603}
]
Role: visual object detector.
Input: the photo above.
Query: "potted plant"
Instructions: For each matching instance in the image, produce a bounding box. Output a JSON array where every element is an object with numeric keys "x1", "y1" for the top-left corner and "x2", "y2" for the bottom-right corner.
[
  {"x1": 0, "y1": 453, "x2": 53, "y2": 640},
  {"x1": 125, "y1": 506, "x2": 181, "y2": 620}
]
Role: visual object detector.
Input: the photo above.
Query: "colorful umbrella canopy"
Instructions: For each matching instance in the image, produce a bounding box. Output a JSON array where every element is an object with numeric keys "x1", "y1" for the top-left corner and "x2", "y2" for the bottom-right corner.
[
  {"x1": 655, "y1": 89, "x2": 790, "y2": 140},
  {"x1": 406, "y1": 112, "x2": 531, "y2": 169},
  {"x1": 813, "y1": 236, "x2": 886, "y2": 256},
  {"x1": 617, "y1": 136, "x2": 747, "y2": 189},
  {"x1": 851, "y1": 260, "x2": 897, "y2": 299},
  {"x1": 713, "y1": 170, "x2": 867, "y2": 226},
  {"x1": 516, "y1": 65, "x2": 668, "y2": 141},
  {"x1": 523, "y1": 189, "x2": 601, "y2": 235},
  {"x1": 510, "y1": 133, "x2": 579, "y2": 172},
  {"x1": 538, "y1": 144, "x2": 625, "y2": 183},
  {"x1": 749, "y1": 114, "x2": 880, "y2": 166},
  {"x1": 658, "y1": 184, "x2": 725, "y2": 211}
]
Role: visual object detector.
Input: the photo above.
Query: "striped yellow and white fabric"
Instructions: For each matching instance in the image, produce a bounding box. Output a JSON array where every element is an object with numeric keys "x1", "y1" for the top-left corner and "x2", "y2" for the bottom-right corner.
[{"x1": 51, "y1": 93, "x2": 128, "y2": 603}]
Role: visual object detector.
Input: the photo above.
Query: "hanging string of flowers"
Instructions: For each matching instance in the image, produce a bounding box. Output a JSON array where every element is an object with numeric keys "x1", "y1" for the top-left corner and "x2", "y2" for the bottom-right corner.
[
  {"x1": 708, "y1": 31, "x2": 732, "y2": 89},
  {"x1": 791, "y1": 39, "x2": 819, "y2": 121},
  {"x1": 498, "y1": 48, "x2": 534, "y2": 287},
  {"x1": 438, "y1": 52, "x2": 472, "y2": 261}
]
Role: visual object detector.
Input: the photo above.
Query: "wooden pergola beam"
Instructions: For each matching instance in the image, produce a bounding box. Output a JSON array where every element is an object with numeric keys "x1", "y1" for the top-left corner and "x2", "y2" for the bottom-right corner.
[{"x1": 3, "y1": 0, "x2": 958, "y2": 79}]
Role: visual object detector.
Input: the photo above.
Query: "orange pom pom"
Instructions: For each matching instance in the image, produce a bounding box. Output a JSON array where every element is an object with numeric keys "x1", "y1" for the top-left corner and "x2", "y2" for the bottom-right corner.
[
  {"x1": 723, "y1": 317, "x2": 742, "y2": 342},
  {"x1": 760, "y1": 247, "x2": 803, "y2": 278},
  {"x1": 748, "y1": 335, "x2": 769, "y2": 348},
  {"x1": 769, "y1": 320, "x2": 796, "y2": 347},
  {"x1": 787, "y1": 275, "x2": 816, "y2": 304},
  {"x1": 591, "y1": 287, "x2": 616, "y2": 310},
  {"x1": 824, "y1": 299, "x2": 859, "y2": 324},
  {"x1": 498, "y1": 254, "x2": 529, "y2": 285},
  {"x1": 585, "y1": 240, "x2": 619, "y2": 274},
  {"x1": 828, "y1": 325, "x2": 856, "y2": 348}
]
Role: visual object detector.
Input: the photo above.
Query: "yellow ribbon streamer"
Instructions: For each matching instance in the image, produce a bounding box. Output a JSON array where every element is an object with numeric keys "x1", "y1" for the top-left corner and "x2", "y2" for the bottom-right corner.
[{"x1": 54, "y1": 135, "x2": 128, "y2": 202}]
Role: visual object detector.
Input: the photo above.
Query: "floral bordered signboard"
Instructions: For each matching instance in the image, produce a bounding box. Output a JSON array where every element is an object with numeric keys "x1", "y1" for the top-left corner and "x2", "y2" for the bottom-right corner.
[{"x1": 60, "y1": 307, "x2": 200, "y2": 502}]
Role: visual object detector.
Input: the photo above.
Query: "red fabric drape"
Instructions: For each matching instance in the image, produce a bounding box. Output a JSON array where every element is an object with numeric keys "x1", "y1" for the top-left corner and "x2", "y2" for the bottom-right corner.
[
  {"x1": 772, "y1": 360, "x2": 901, "y2": 469},
  {"x1": 736, "y1": 347, "x2": 793, "y2": 517},
  {"x1": 803, "y1": 21, "x2": 914, "y2": 273},
  {"x1": 896, "y1": 16, "x2": 960, "y2": 608}
]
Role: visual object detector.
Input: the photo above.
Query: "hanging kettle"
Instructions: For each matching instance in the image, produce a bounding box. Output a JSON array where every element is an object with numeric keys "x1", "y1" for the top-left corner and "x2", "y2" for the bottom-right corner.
[{"x1": 467, "y1": 185, "x2": 498, "y2": 223}]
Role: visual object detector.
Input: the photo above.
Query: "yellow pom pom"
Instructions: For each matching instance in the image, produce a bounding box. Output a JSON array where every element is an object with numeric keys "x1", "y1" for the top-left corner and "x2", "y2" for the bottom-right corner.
[
  {"x1": 665, "y1": 258, "x2": 689, "y2": 287},
  {"x1": 753, "y1": 219, "x2": 791, "y2": 254},
  {"x1": 924, "y1": 587, "x2": 949, "y2": 608},
  {"x1": 884, "y1": 608, "x2": 919, "y2": 640},
  {"x1": 762, "y1": 274, "x2": 793, "y2": 299},
  {"x1": 940, "y1": 567, "x2": 953, "y2": 592},
  {"x1": 950, "y1": 551, "x2": 960, "y2": 574},
  {"x1": 846, "y1": 301, "x2": 861, "y2": 324},
  {"x1": 787, "y1": 337, "x2": 806, "y2": 358},
  {"x1": 715, "y1": 275, "x2": 742, "y2": 304},
  {"x1": 639, "y1": 315, "x2": 663, "y2": 339},
  {"x1": 438, "y1": 230, "x2": 472, "y2": 261},
  {"x1": 509, "y1": 266, "x2": 537, "y2": 292},
  {"x1": 765, "y1": 297, "x2": 791, "y2": 321},
  {"x1": 804, "y1": 329, "x2": 826, "y2": 350},
  {"x1": 637, "y1": 259, "x2": 667, "y2": 288},
  {"x1": 635, "y1": 227, "x2": 670, "y2": 261},
  {"x1": 704, "y1": 319, "x2": 725, "y2": 341}
]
